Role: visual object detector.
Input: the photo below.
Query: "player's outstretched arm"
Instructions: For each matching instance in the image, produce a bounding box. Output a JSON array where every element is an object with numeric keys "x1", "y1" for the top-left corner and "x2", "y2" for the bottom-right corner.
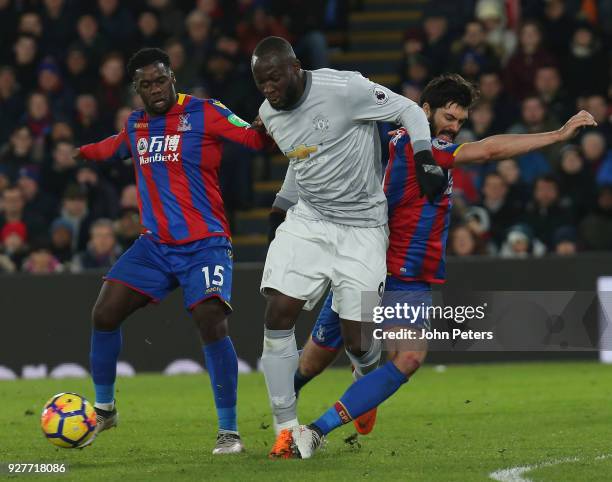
[
  {"x1": 206, "y1": 100, "x2": 274, "y2": 151},
  {"x1": 76, "y1": 129, "x2": 131, "y2": 162},
  {"x1": 454, "y1": 110, "x2": 597, "y2": 165}
]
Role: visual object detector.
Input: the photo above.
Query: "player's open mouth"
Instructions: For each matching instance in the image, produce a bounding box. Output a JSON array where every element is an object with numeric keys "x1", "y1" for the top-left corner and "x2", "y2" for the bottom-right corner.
[{"x1": 152, "y1": 99, "x2": 165, "y2": 108}]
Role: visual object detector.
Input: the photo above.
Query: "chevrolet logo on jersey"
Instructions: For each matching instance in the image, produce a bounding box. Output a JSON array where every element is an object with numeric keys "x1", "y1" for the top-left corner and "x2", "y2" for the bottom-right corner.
[{"x1": 285, "y1": 144, "x2": 318, "y2": 160}]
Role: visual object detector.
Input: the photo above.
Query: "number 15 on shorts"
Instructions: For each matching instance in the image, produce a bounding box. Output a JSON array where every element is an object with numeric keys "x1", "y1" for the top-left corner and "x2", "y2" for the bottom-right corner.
[{"x1": 202, "y1": 265, "x2": 224, "y2": 289}]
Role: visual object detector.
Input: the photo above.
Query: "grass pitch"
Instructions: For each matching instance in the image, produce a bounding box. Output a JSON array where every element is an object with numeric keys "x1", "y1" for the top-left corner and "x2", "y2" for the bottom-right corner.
[{"x1": 1, "y1": 362, "x2": 611, "y2": 481}]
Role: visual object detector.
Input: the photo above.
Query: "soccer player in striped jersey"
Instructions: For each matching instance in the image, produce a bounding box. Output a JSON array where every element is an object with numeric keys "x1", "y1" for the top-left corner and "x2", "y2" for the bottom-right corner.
[
  {"x1": 75, "y1": 48, "x2": 270, "y2": 454},
  {"x1": 270, "y1": 74, "x2": 597, "y2": 458}
]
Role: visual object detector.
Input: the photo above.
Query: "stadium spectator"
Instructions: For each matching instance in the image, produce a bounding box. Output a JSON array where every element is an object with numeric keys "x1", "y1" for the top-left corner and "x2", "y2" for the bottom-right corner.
[
  {"x1": 522, "y1": 175, "x2": 574, "y2": 250},
  {"x1": 0, "y1": 186, "x2": 46, "y2": 242},
  {"x1": 22, "y1": 245, "x2": 63, "y2": 274},
  {"x1": 74, "y1": 94, "x2": 109, "y2": 145},
  {"x1": 75, "y1": 14, "x2": 110, "y2": 65},
  {"x1": 581, "y1": 130, "x2": 610, "y2": 174},
  {"x1": 583, "y1": 94, "x2": 612, "y2": 147},
  {"x1": 422, "y1": 13, "x2": 452, "y2": 77},
  {"x1": 57, "y1": 184, "x2": 93, "y2": 252},
  {"x1": 76, "y1": 165, "x2": 119, "y2": 220},
  {"x1": 557, "y1": 145, "x2": 596, "y2": 220},
  {"x1": 184, "y1": 10, "x2": 214, "y2": 76},
  {"x1": 477, "y1": 70, "x2": 519, "y2": 132},
  {"x1": 499, "y1": 224, "x2": 546, "y2": 258},
  {"x1": 37, "y1": 59, "x2": 74, "y2": 118},
  {"x1": 49, "y1": 218, "x2": 74, "y2": 265},
  {"x1": 41, "y1": 0, "x2": 76, "y2": 58},
  {"x1": 552, "y1": 225, "x2": 578, "y2": 256},
  {"x1": 461, "y1": 100, "x2": 496, "y2": 141},
  {"x1": 479, "y1": 172, "x2": 520, "y2": 248},
  {"x1": 119, "y1": 184, "x2": 138, "y2": 211},
  {"x1": 134, "y1": 10, "x2": 165, "y2": 50},
  {"x1": 204, "y1": 49, "x2": 261, "y2": 120},
  {"x1": 270, "y1": 0, "x2": 330, "y2": 69},
  {"x1": 236, "y1": 6, "x2": 291, "y2": 58},
  {"x1": 496, "y1": 158, "x2": 530, "y2": 207},
  {"x1": 0, "y1": 252, "x2": 16, "y2": 273},
  {"x1": 164, "y1": 38, "x2": 200, "y2": 92},
  {"x1": 0, "y1": 220, "x2": 28, "y2": 269},
  {"x1": 563, "y1": 23, "x2": 608, "y2": 99},
  {"x1": 147, "y1": 0, "x2": 185, "y2": 38},
  {"x1": 12, "y1": 34, "x2": 39, "y2": 91},
  {"x1": 462, "y1": 206, "x2": 493, "y2": 249},
  {"x1": 48, "y1": 120, "x2": 75, "y2": 145},
  {"x1": 399, "y1": 54, "x2": 431, "y2": 90},
  {"x1": 508, "y1": 96, "x2": 560, "y2": 177},
  {"x1": 17, "y1": 166, "x2": 57, "y2": 226},
  {"x1": 96, "y1": 53, "x2": 129, "y2": 119},
  {"x1": 96, "y1": 0, "x2": 135, "y2": 53},
  {"x1": 64, "y1": 46, "x2": 97, "y2": 95},
  {"x1": 539, "y1": 0, "x2": 578, "y2": 60},
  {"x1": 0, "y1": 66, "x2": 24, "y2": 145},
  {"x1": 18, "y1": 12, "x2": 44, "y2": 40},
  {"x1": 579, "y1": 184, "x2": 612, "y2": 250},
  {"x1": 71, "y1": 218, "x2": 122, "y2": 272},
  {"x1": 475, "y1": 0, "x2": 517, "y2": 65},
  {"x1": 41, "y1": 139, "x2": 78, "y2": 198},
  {"x1": 22, "y1": 92, "x2": 52, "y2": 161},
  {"x1": 450, "y1": 20, "x2": 499, "y2": 81},
  {"x1": 0, "y1": 125, "x2": 35, "y2": 181},
  {"x1": 504, "y1": 20, "x2": 555, "y2": 101},
  {"x1": 534, "y1": 65, "x2": 573, "y2": 124},
  {"x1": 448, "y1": 224, "x2": 487, "y2": 256}
]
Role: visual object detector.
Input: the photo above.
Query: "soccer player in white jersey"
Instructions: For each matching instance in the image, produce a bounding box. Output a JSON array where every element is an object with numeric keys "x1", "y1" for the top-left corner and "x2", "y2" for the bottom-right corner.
[{"x1": 250, "y1": 36, "x2": 446, "y2": 457}]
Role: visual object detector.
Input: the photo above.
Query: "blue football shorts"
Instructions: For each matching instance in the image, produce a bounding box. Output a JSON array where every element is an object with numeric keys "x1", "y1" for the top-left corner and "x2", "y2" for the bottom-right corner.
[{"x1": 105, "y1": 234, "x2": 233, "y2": 311}]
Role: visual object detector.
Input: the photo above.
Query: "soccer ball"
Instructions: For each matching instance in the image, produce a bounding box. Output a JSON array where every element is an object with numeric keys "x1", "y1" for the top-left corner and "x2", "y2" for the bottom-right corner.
[{"x1": 41, "y1": 393, "x2": 96, "y2": 448}]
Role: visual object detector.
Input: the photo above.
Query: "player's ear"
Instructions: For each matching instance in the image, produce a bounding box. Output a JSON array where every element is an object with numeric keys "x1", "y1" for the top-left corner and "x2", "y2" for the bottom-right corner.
[
  {"x1": 170, "y1": 70, "x2": 176, "y2": 85},
  {"x1": 422, "y1": 102, "x2": 431, "y2": 118}
]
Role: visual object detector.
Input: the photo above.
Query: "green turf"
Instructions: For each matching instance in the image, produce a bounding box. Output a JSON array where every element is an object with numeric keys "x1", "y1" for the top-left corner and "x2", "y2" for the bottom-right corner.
[{"x1": 1, "y1": 362, "x2": 611, "y2": 481}]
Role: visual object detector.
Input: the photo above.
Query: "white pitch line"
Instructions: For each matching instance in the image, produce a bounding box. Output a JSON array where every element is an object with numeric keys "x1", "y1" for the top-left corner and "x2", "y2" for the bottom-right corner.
[
  {"x1": 489, "y1": 457, "x2": 579, "y2": 482},
  {"x1": 490, "y1": 454, "x2": 612, "y2": 481}
]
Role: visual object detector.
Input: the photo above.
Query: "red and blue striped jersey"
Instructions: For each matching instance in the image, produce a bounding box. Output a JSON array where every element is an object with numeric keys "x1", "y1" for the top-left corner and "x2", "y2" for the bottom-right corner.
[
  {"x1": 384, "y1": 129, "x2": 463, "y2": 284},
  {"x1": 79, "y1": 94, "x2": 270, "y2": 244}
]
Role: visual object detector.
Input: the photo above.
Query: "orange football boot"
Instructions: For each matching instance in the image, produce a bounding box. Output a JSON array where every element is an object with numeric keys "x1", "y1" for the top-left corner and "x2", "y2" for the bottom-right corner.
[{"x1": 268, "y1": 429, "x2": 295, "y2": 459}]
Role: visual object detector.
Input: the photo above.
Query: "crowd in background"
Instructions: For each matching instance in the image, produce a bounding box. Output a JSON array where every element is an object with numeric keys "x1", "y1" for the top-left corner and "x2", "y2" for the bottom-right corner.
[
  {"x1": 0, "y1": 0, "x2": 612, "y2": 274},
  {"x1": 398, "y1": 0, "x2": 612, "y2": 260},
  {"x1": 0, "y1": 0, "x2": 344, "y2": 273}
]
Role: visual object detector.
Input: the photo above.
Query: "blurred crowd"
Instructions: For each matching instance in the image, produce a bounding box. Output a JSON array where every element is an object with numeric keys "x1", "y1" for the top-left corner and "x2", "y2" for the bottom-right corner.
[
  {"x1": 1, "y1": 0, "x2": 612, "y2": 275},
  {"x1": 397, "y1": 0, "x2": 612, "y2": 259},
  {"x1": 0, "y1": 0, "x2": 344, "y2": 273}
]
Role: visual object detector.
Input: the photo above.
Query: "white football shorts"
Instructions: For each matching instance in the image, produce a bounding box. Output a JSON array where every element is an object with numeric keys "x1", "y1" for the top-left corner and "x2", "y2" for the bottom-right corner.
[{"x1": 260, "y1": 207, "x2": 388, "y2": 321}]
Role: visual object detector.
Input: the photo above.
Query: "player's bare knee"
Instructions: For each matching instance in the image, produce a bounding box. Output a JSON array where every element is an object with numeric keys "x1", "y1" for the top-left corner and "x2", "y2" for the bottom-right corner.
[
  {"x1": 298, "y1": 356, "x2": 325, "y2": 378},
  {"x1": 91, "y1": 301, "x2": 121, "y2": 332},
  {"x1": 392, "y1": 351, "x2": 426, "y2": 377},
  {"x1": 192, "y1": 299, "x2": 229, "y2": 343},
  {"x1": 264, "y1": 293, "x2": 300, "y2": 330}
]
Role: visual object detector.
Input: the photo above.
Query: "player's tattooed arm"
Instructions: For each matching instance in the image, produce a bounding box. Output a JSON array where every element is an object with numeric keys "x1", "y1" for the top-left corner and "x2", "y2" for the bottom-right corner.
[{"x1": 454, "y1": 110, "x2": 597, "y2": 165}]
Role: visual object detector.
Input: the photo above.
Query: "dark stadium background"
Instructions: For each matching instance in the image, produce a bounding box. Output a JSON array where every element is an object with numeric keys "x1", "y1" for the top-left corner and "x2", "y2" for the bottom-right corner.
[{"x1": 1, "y1": 0, "x2": 612, "y2": 375}]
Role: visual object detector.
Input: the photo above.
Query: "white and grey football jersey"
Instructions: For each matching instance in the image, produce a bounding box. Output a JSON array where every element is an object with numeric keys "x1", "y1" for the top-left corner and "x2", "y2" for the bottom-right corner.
[{"x1": 260, "y1": 69, "x2": 431, "y2": 227}]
